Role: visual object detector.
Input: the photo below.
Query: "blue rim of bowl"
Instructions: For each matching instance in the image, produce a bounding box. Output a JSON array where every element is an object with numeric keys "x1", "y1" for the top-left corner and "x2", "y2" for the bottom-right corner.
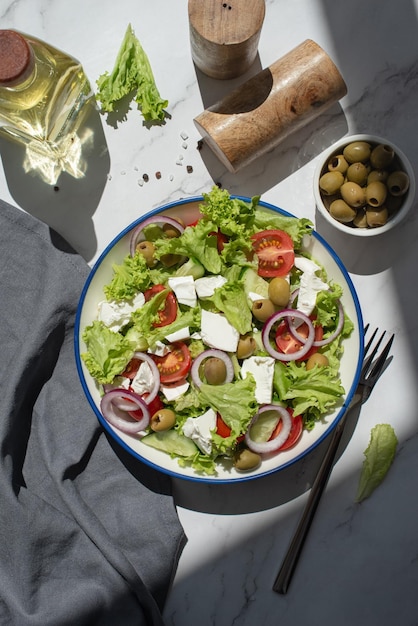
[{"x1": 74, "y1": 195, "x2": 364, "y2": 484}]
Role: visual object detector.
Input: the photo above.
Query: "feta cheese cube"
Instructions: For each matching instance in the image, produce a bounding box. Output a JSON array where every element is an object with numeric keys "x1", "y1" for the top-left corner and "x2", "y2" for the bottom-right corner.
[
  {"x1": 168, "y1": 276, "x2": 197, "y2": 307},
  {"x1": 182, "y1": 408, "x2": 217, "y2": 455},
  {"x1": 160, "y1": 380, "x2": 190, "y2": 401},
  {"x1": 194, "y1": 275, "x2": 227, "y2": 298},
  {"x1": 200, "y1": 309, "x2": 239, "y2": 352},
  {"x1": 131, "y1": 361, "x2": 155, "y2": 396},
  {"x1": 97, "y1": 292, "x2": 145, "y2": 332},
  {"x1": 294, "y1": 256, "x2": 328, "y2": 317},
  {"x1": 165, "y1": 326, "x2": 191, "y2": 343},
  {"x1": 241, "y1": 356, "x2": 275, "y2": 404}
]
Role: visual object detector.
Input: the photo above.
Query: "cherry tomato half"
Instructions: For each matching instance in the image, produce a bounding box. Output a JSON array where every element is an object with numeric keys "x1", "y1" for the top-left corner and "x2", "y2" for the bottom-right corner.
[
  {"x1": 144, "y1": 284, "x2": 177, "y2": 327},
  {"x1": 269, "y1": 409, "x2": 303, "y2": 451},
  {"x1": 275, "y1": 318, "x2": 323, "y2": 361},
  {"x1": 216, "y1": 413, "x2": 245, "y2": 441},
  {"x1": 152, "y1": 341, "x2": 192, "y2": 384},
  {"x1": 251, "y1": 229, "x2": 295, "y2": 277}
]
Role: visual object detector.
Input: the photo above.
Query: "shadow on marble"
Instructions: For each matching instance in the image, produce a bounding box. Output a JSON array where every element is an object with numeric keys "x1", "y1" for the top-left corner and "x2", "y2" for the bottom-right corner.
[
  {"x1": 0, "y1": 102, "x2": 110, "y2": 262},
  {"x1": 171, "y1": 403, "x2": 362, "y2": 515}
]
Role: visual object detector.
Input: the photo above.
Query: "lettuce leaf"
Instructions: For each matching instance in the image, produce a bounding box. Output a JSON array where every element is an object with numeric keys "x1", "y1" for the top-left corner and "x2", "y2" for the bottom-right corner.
[
  {"x1": 209, "y1": 281, "x2": 252, "y2": 335},
  {"x1": 96, "y1": 23, "x2": 168, "y2": 122},
  {"x1": 355, "y1": 424, "x2": 398, "y2": 502},
  {"x1": 200, "y1": 186, "x2": 258, "y2": 237},
  {"x1": 81, "y1": 321, "x2": 134, "y2": 384},
  {"x1": 104, "y1": 252, "x2": 151, "y2": 301}
]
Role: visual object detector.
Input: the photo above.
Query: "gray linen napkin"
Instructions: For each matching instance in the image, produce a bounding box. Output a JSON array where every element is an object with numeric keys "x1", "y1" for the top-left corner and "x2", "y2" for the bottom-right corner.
[{"x1": 0, "y1": 199, "x2": 186, "y2": 626}]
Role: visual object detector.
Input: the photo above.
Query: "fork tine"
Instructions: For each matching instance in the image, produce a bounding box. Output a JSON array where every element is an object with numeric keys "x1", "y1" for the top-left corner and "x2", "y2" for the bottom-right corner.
[
  {"x1": 362, "y1": 329, "x2": 386, "y2": 376},
  {"x1": 367, "y1": 333, "x2": 395, "y2": 380}
]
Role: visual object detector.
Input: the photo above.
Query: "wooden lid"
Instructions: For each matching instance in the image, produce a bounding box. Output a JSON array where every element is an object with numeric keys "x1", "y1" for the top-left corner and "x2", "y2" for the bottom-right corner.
[
  {"x1": 0, "y1": 30, "x2": 32, "y2": 83},
  {"x1": 188, "y1": 0, "x2": 265, "y2": 45}
]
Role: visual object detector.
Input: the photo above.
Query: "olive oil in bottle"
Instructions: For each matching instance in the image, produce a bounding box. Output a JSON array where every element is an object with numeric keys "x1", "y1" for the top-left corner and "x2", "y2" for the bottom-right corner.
[{"x1": 0, "y1": 29, "x2": 93, "y2": 148}]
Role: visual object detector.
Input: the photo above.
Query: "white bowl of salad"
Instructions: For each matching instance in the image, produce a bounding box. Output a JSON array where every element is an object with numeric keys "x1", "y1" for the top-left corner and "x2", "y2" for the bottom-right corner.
[{"x1": 75, "y1": 187, "x2": 364, "y2": 483}]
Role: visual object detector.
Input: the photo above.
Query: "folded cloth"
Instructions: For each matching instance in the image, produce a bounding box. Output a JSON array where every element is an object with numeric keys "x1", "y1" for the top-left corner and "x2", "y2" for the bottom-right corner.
[{"x1": 0, "y1": 200, "x2": 186, "y2": 626}]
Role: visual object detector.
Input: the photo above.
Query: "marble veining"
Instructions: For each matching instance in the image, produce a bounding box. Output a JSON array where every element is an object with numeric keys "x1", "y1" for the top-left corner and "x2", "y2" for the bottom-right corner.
[{"x1": 0, "y1": 1, "x2": 417, "y2": 625}]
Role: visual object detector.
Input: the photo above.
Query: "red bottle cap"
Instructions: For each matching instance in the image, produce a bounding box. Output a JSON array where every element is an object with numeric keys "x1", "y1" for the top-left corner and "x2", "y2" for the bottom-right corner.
[{"x1": 0, "y1": 30, "x2": 32, "y2": 83}]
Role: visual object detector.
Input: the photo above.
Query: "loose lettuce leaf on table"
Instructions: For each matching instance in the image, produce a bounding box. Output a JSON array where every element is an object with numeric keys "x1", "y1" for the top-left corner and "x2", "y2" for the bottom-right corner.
[
  {"x1": 355, "y1": 424, "x2": 398, "y2": 502},
  {"x1": 96, "y1": 23, "x2": 168, "y2": 122}
]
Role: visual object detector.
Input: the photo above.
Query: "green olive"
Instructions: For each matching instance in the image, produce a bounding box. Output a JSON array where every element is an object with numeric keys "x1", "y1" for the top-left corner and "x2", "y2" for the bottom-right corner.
[
  {"x1": 233, "y1": 447, "x2": 261, "y2": 472},
  {"x1": 236, "y1": 334, "x2": 257, "y2": 359},
  {"x1": 329, "y1": 199, "x2": 357, "y2": 223},
  {"x1": 353, "y1": 208, "x2": 368, "y2": 228},
  {"x1": 366, "y1": 181, "x2": 387, "y2": 207},
  {"x1": 319, "y1": 171, "x2": 344, "y2": 196},
  {"x1": 346, "y1": 162, "x2": 369, "y2": 186},
  {"x1": 136, "y1": 240, "x2": 156, "y2": 267},
  {"x1": 366, "y1": 205, "x2": 388, "y2": 228},
  {"x1": 268, "y1": 277, "x2": 290, "y2": 307},
  {"x1": 150, "y1": 408, "x2": 176, "y2": 431},
  {"x1": 162, "y1": 217, "x2": 185, "y2": 238},
  {"x1": 367, "y1": 169, "x2": 388, "y2": 184},
  {"x1": 343, "y1": 141, "x2": 371, "y2": 163},
  {"x1": 340, "y1": 182, "x2": 366, "y2": 208},
  {"x1": 306, "y1": 353, "x2": 329, "y2": 370},
  {"x1": 327, "y1": 154, "x2": 349, "y2": 174},
  {"x1": 387, "y1": 170, "x2": 410, "y2": 196},
  {"x1": 370, "y1": 144, "x2": 395, "y2": 169},
  {"x1": 252, "y1": 299, "x2": 275, "y2": 322},
  {"x1": 203, "y1": 357, "x2": 227, "y2": 385}
]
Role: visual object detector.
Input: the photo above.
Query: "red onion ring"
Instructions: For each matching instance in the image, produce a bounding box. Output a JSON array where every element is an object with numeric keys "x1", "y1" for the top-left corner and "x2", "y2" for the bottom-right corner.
[
  {"x1": 130, "y1": 216, "x2": 185, "y2": 257},
  {"x1": 131, "y1": 351, "x2": 160, "y2": 404},
  {"x1": 288, "y1": 299, "x2": 345, "y2": 348},
  {"x1": 100, "y1": 388, "x2": 150, "y2": 434},
  {"x1": 261, "y1": 309, "x2": 315, "y2": 361},
  {"x1": 190, "y1": 349, "x2": 234, "y2": 388},
  {"x1": 245, "y1": 405, "x2": 292, "y2": 454}
]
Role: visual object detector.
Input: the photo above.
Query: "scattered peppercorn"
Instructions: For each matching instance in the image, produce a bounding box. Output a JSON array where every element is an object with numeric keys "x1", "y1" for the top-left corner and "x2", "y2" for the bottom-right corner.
[
  {"x1": 143, "y1": 173, "x2": 149, "y2": 182},
  {"x1": 155, "y1": 171, "x2": 162, "y2": 179},
  {"x1": 187, "y1": 165, "x2": 193, "y2": 173}
]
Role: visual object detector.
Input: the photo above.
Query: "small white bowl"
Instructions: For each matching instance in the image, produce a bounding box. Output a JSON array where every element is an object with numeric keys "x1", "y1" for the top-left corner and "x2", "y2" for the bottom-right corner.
[{"x1": 314, "y1": 134, "x2": 416, "y2": 236}]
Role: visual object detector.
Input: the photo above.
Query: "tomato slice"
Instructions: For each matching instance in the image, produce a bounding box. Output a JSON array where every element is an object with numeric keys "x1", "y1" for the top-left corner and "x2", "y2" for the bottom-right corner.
[
  {"x1": 269, "y1": 410, "x2": 303, "y2": 451},
  {"x1": 251, "y1": 229, "x2": 295, "y2": 277},
  {"x1": 275, "y1": 318, "x2": 323, "y2": 361},
  {"x1": 216, "y1": 413, "x2": 245, "y2": 442},
  {"x1": 152, "y1": 342, "x2": 191, "y2": 384},
  {"x1": 144, "y1": 284, "x2": 177, "y2": 327}
]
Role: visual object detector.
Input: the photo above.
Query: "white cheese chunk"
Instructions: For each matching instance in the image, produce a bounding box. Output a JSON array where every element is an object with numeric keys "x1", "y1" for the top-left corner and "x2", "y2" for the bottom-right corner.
[
  {"x1": 160, "y1": 380, "x2": 190, "y2": 401},
  {"x1": 165, "y1": 326, "x2": 191, "y2": 343},
  {"x1": 147, "y1": 340, "x2": 170, "y2": 356},
  {"x1": 131, "y1": 361, "x2": 155, "y2": 396},
  {"x1": 194, "y1": 275, "x2": 227, "y2": 298},
  {"x1": 294, "y1": 256, "x2": 328, "y2": 318},
  {"x1": 182, "y1": 408, "x2": 217, "y2": 455},
  {"x1": 97, "y1": 292, "x2": 145, "y2": 332},
  {"x1": 168, "y1": 275, "x2": 196, "y2": 307},
  {"x1": 241, "y1": 356, "x2": 275, "y2": 404},
  {"x1": 200, "y1": 309, "x2": 239, "y2": 352}
]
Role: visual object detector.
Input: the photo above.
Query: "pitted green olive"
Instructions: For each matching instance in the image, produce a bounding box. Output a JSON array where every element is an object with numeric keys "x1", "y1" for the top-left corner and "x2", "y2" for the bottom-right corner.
[
  {"x1": 150, "y1": 408, "x2": 176, "y2": 431},
  {"x1": 343, "y1": 141, "x2": 371, "y2": 163},
  {"x1": 370, "y1": 144, "x2": 395, "y2": 169},
  {"x1": 319, "y1": 171, "x2": 344, "y2": 195},
  {"x1": 233, "y1": 447, "x2": 261, "y2": 472},
  {"x1": 136, "y1": 240, "x2": 156, "y2": 267},
  {"x1": 306, "y1": 353, "x2": 329, "y2": 370},
  {"x1": 353, "y1": 208, "x2": 368, "y2": 228},
  {"x1": 162, "y1": 217, "x2": 185, "y2": 238},
  {"x1": 366, "y1": 181, "x2": 387, "y2": 207},
  {"x1": 340, "y1": 182, "x2": 366, "y2": 208},
  {"x1": 203, "y1": 357, "x2": 227, "y2": 385},
  {"x1": 387, "y1": 171, "x2": 410, "y2": 196},
  {"x1": 327, "y1": 154, "x2": 349, "y2": 174},
  {"x1": 252, "y1": 299, "x2": 275, "y2": 322},
  {"x1": 268, "y1": 277, "x2": 290, "y2": 307},
  {"x1": 329, "y1": 199, "x2": 357, "y2": 223},
  {"x1": 367, "y1": 169, "x2": 388, "y2": 184},
  {"x1": 366, "y1": 206, "x2": 388, "y2": 228},
  {"x1": 346, "y1": 162, "x2": 369, "y2": 186},
  {"x1": 236, "y1": 334, "x2": 257, "y2": 359}
]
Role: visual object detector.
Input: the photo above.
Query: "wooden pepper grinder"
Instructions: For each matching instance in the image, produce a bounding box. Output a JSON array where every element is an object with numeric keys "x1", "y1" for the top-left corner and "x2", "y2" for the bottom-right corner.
[
  {"x1": 194, "y1": 40, "x2": 348, "y2": 172},
  {"x1": 188, "y1": 0, "x2": 265, "y2": 80}
]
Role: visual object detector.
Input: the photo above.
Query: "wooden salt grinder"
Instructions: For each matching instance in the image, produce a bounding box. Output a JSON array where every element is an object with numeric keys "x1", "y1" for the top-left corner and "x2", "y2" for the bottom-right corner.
[
  {"x1": 188, "y1": 0, "x2": 265, "y2": 80},
  {"x1": 194, "y1": 40, "x2": 348, "y2": 172}
]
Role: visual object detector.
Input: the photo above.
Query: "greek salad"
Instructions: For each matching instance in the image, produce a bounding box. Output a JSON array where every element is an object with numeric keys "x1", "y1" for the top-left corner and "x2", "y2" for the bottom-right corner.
[{"x1": 81, "y1": 187, "x2": 353, "y2": 475}]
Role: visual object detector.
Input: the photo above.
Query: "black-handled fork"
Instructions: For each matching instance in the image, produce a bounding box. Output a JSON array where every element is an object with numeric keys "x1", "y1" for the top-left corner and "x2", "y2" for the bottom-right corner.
[{"x1": 273, "y1": 325, "x2": 394, "y2": 594}]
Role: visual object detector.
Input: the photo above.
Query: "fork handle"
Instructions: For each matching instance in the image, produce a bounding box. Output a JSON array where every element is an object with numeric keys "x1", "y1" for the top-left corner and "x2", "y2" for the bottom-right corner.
[{"x1": 273, "y1": 416, "x2": 347, "y2": 594}]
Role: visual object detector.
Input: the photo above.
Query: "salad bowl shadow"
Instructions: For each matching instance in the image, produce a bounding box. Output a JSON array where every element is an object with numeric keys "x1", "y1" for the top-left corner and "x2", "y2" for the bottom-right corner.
[{"x1": 74, "y1": 196, "x2": 364, "y2": 485}]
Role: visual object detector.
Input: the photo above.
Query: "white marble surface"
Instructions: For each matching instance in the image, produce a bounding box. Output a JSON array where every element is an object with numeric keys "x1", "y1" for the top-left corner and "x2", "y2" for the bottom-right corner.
[{"x1": 1, "y1": 0, "x2": 418, "y2": 624}]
